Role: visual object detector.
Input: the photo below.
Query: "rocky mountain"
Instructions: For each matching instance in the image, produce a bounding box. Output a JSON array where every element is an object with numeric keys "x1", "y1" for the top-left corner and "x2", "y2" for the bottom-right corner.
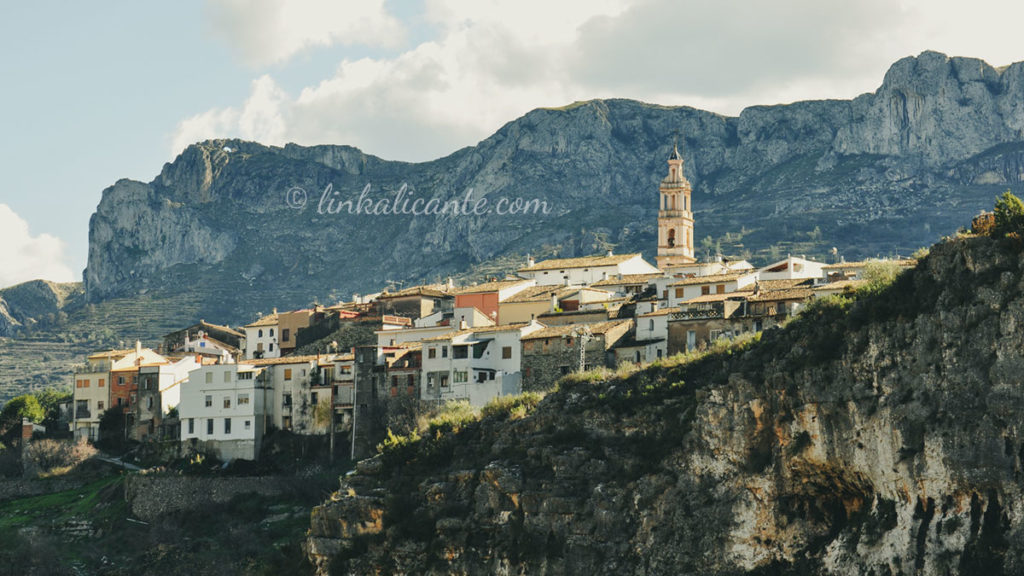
[
  {"x1": 306, "y1": 233, "x2": 1024, "y2": 575},
  {"x1": 85, "y1": 51, "x2": 1024, "y2": 323},
  {"x1": 0, "y1": 281, "x2": 82, "y2": 337}
]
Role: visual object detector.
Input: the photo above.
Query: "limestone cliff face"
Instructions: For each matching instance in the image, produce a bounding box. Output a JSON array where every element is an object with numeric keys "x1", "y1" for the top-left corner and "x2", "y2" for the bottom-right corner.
[
  {"x1": 0, "y1": 280, "x2": 82, "y2": 336},
  {"x1": 307, "y1": 236, "x2": 1024, "y2": 575},
  {"x1": 86, "y1": 52, "x2": 1024, "y2": 322}
]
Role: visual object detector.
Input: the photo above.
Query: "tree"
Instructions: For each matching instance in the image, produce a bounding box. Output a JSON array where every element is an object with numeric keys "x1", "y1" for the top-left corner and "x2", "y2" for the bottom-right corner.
[
  {"x1": 994, "y1": 190, "x2": 1024, "y2": 236},
  {"x1": 0, "y1": 395, "x2": 45, "y2": 430}
]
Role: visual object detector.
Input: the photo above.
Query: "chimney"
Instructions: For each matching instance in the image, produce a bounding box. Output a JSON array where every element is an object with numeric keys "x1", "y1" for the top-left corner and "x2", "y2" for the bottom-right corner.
[
  {"x1": 602, "y1": 271, "x2": 608, "y2": 281},
  {"x1": 526, "y1": 254, "x2": 535, "y2": 267},
  {"x1": 272, "y1": 307, "x2": 278, "y2": 315},
  {"x1": 551, "y1": 293, "x2": 559, "y2": 310},
  {"x1": 446, "y1": 277, "x2": 454, "y2": 289},
  {"x1": 459, "y1": 318, "x2": 468, "y2": 330},
  {"x1": 135, "y1": 340, "x2": 142, "y2": 354},
  {"x1": 606, "y1": 250, "x2": 613, "y2": 257}
]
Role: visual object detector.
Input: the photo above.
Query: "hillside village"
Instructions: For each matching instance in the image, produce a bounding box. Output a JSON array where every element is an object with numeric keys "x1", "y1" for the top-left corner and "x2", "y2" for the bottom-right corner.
[{"x1": 59, "y1": 145, "x2": 913, "y2": 463}]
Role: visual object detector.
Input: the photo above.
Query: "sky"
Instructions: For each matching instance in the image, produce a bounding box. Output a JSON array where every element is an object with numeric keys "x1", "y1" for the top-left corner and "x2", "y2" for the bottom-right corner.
[{"x1": 2, "y1": 0, "x2": 1024, "y2": 290}]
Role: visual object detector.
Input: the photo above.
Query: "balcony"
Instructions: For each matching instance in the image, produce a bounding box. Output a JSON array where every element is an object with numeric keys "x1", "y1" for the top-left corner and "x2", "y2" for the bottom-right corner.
[
  {"x1": 671, "y1": 307, "x2": 724, "y2": 321},
  {"x1": 74, "y1": 408, "x2": 91, "y2": 420}
]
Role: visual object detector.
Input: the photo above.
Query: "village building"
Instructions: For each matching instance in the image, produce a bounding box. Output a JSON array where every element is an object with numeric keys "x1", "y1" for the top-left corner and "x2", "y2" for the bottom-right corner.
[
  {"x1": 590, "y1": 273, "x2": 662, "y2": 297},
  {"x1": 134, "y1": 355, "x2": 201, "y2": 441},
  {"x1": 163, "y1": 320, "x2": 244, "y2": 357},
  {"x1": 243, "y1": 312, "x2": 280, "y2": 359},
  {"x1": 277, "y1": 307, "x2": 327, "y2": 356},
  {"x1": 71, "y1": 344, "x2": 167, "y2": 440},
  {"x1": 374, "y1": 283, "x2": 454, "y2": 320},
  {"x1": 667, "y1": 272, "x2": 758, "y2": 306},
  {"x1": 247, "y1": 355, "x2": 323, "y2": 434},
  {"x1": 451, "y1": 278, "x2": 535, "y2": 324},
  {"x1": 179, "y1": 362, "x2": 271, "y2": 461},
  {"x1": 517, "y1": 252, "x2": 660, "y2": 287},
  {"x1": 420, "y1": 321, "x2": 543, "y2": 407},
  {"x1": 520, "y1": 319, "x2": 634, "y2": 391},
  {"x1": 756, "y1": 256, "x2": 826, "y2": 281}
]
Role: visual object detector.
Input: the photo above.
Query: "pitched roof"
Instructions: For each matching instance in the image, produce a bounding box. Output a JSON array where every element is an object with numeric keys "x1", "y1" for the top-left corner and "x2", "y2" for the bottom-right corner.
[
  {"x1": 87, "y1": 349, "x2": 136, "y2": 360},
  {"x1": 377, "y1": 284, "x2": 452, "y2": 299},
  {"x1": 244, "y1": 313, "x2": 279, "y2": 328},
  {"x1": 671, "y1": 272, "x2": 749, "y2": 286},
  {"x1": 747, "y1": 288, "x2": 815, "y2": 303},
  {"x1": 500, "y1": 285, "x2": 577, "y2": 303},
  {"x1": 247, "y1": 355, "x2": 320, "y2": 366},
  {"x1": 521, "y1": 319, "x2": 632, "y2": 341},
  {"x1": 680, "y1": 290, "x2": 754, "y2": 304},
  {"x1": 451, "y1": 279, "x2": 531, "y2": 295},
  {"x1": 813, "y1": 279, "x2": 866, "y2": 291},
  {"x1": 590, "y1": 273, "x2": 663, "y2": 287},
  {"x1": 637, "y1": 306, "x2": 681, "y2": 318},
  {"x1": 518, "y1": 253, "x2": 640, "y2": 272},
  {"x1": 821, "y1": 259, "x2": 916, "y2": 270},
  {"x1": 421, "y1": 323, "x2": 532, "y2": 342}
]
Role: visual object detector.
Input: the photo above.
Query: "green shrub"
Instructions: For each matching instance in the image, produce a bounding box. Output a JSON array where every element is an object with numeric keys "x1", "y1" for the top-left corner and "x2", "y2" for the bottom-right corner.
[
  {"x1": 376, "y1": 427, "x2": 421, "y2": 455},
  {"x1": 994, "y1": 190, "x2": 1024, "y2": 236},
  {"x1": 481, "y1": 391, "x2": 544, "y2": 420},
  {"x1": 425, "y1": 401, "x2": 478, "y2": 435}
]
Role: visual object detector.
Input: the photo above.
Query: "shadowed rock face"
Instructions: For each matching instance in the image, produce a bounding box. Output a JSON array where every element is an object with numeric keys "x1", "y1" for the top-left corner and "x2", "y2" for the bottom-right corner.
[
  {"x1": 87, "y1": 51, "x2": 1024, "y2": 322},
  {"x1": 306, "y1": 235, "x2": 1024, "y2": 575}
]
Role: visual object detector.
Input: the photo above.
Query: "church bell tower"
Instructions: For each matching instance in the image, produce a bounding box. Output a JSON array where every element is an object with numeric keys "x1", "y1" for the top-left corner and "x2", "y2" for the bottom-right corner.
[{"x1": 656, "y1": 141, "x2": 696, "y2": 269}]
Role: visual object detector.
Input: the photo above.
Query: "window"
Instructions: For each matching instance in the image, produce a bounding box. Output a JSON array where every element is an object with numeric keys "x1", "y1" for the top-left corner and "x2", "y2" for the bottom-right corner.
[
  {"x1": 441, "y1": 346, "x2": 448, "y2": 358},
  {"x1": 701, "y1": 286, "x2": 710, "y2": 296},
  {"x1": 269, "y1": 343, "x2": 274, "y2": 352},
  {"x1": 238, "y1": 372, "x2": 253, "y2": 380},
  {"x1": 76, "y1": 400, "x2": 88, "y2": 416},
  {"x1": 502, "y1": 346, "x2": 512, "y2": 359},
  {"x1": 282, "y1": 416, "x2": 292, "y2": 430},
  {"x1": 205, "y1": 395, "x2": 212, "y2": 407},
  {"x1": 97, "y1": 401, "x2": 104, "y2": 411},
  {"x1": 244, "y1": 420, "x2": 251, "y2": 431},
  {"x1": 453, "y1": 346, "x2": 468, "y2": 359},
  {"x1": 205, "y1": 372, "x2": 213, "y2": 384},
  {"x1": 223, "y1": 396, "x2": 231, "y2": 409},
  {"x1": 224, "y1": 371, "x2": 231, "y2": 383},
  {"x1": 117, "y1": 397, "x2": 125, "y2": 406},
  {"x1": 283, "y1": 393, "x2": 292, "y2": 407},
  {"x1": 453, "y1": 370, "x2": 468, "y2": 383},
  {"x1": 206, "y1": 419, "x2": 214, "y2": 435},
  {"x1": 257, "y1": 342, "x2": 264, "y2": 352},
  {"x1": 147, "y1": 397, "x2": 153, "y2": 409},
  {"x1": 98, "y1": 378, "x2": 105, "y2": 387},
  {"x1": 407, "y1": 374, "x2": 415, "y2": 387},
  {"x1": 284, "y1": 368, "x2": 292, "y2": 380},
  {"x1": 657, "y1": 348, "x2": 663, "y2": 359},
  {"x1": 188, "y1": 418, "x2": 194, "y2": 434},
  {"x1": 440, "y1": 374, "x2": 449, "y2": 388},
  {"x1": 269, "y1": 328, "x2": 274, "y2": 338},
  {"x1": 716, "y1": 284, "x2": 726, "y2": 294},
  {"x1": 428, "y1": 347, "x2": 437, "y2": 359},
  {"x1": 238, "y1": 394, "x2": 250, "y2": 405},
  {"x1": 675, "y1": 287, "x2": 686, "y2": 298},
  {"x1": 391, "y1": 375, "x2": 399, "y2": 388},
  {"x1": 648, "y1": 319, "x2": 654, "y2": 331},
  {"x1": 258, "y1": 329, "x2": 263, "y2": 338},
  {"x1": 311, "y1": 392, "x2": 319, "y2": 405},
  {"x1": 118, "y1": 375, "x2": 125, "y2": 386},
  {"x1": 282, "y1": 328, "x2": 290, "y2": 342},
  {"x1": 224, "y1": 418, "x2": 231, "y2": 434}
]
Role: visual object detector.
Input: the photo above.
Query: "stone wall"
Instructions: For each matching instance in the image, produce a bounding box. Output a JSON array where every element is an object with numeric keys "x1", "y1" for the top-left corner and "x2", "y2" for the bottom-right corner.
[
  {"x1": 0, "y1": 477, "x2": 88, "y2": 502},
  {"x1": 124, "y1": 474, "x2": 294, "y2": 523}
]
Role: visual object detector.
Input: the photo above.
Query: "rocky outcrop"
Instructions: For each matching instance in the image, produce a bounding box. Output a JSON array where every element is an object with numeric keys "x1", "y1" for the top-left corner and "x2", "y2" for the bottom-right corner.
[
  {"x1": 0, "y1": 280, "x2": 82, "y2": 336},
  {"x1": 83, "y1": 52, "x2": 1024, "y2": 322},
  {"x1": 307, "y1": 235, "x2": 1024, "y2": 574}
]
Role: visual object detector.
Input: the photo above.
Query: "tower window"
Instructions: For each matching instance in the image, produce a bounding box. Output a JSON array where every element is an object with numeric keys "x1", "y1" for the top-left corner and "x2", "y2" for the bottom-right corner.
[{"x1": 668, "y1": 229, "x2": 676, "y2": 247}]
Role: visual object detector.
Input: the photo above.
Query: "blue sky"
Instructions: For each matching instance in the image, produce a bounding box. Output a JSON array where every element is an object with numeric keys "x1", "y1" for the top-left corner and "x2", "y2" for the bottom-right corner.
[{"x1": 2, "y1": 0, "x2": 1023, "y2": 289}]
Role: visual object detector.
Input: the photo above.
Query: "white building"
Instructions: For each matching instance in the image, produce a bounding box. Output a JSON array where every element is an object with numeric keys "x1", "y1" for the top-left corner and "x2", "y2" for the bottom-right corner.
[
  {"x1": 243, "y1": 312, "x2": 279, "y2": 359},
  {"x1": 635, "y1": 308, "x2": 671, "y2": 361},
  {"x1": 135, "y1": 355, "x2": 199, "y2": 440},
  {"x1": 179, "y1": 363, "x2": 271, "y2": 460},
  {"x1": 756, "y1": 256, "x2": 826, "y2": 282},
  {"x1": 667, "y1": 272, "x2": 758, "y2": 306},
  {"x1": 420, "y1": 321, "x2": 544, "y2": 407},
  {"x1": 517, "y1": 252, "x2": 661, "y2": 287},
  {"x1": 249, "y1": 356, "x2": 323, "y2": 434}
]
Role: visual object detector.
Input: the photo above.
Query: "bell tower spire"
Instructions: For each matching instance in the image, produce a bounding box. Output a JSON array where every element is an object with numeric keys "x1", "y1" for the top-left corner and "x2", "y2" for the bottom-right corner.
[{"x1": 656, "y1": 137, "x2": 695, "y2": 269}]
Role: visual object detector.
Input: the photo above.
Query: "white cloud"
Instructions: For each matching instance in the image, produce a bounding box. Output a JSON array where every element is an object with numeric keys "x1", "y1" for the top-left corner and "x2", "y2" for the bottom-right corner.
[
  {"x1": 0, "y1": 204, "x2": 76, "y2": 288},
  {"x1": 206, "y1": 0, "x2": 405, "y2": 66},
  {"x1": 175, "y1": 0, "x2": 1024, "y2": 163}
]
